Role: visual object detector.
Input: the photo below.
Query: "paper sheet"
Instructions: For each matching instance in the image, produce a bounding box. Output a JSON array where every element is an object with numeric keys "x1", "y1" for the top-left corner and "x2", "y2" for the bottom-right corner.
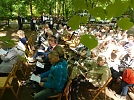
[
  {"x1": 38, "y1": 49, "x2": 44, "y2": 52},
  {"x1": 30, "y1": 74, "x2": 41, "y2": 83},
  {"x1": 0, "y1": 48, "x2": 7, "y2": 55},
  {"x1": 36, "y1": 61, "x2": 44, "y2": 68}
]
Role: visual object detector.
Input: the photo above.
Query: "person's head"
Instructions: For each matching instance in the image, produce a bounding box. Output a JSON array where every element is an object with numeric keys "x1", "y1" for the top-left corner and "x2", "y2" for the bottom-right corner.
[
  {"x1": 48, "y1": 51, "x2": 60, "y2": 64},
  {"x1": 48, "y1": 36, "x2": 57, "y2": 47},
  {"x1": 53, "y1": 46, "x2": 64, "y2": 58},
  {"x1": 127, "y1": 47, "x2": 134, "y2": 57},
  {"x1": 90, "y1": 48, "x2": 98, "y2": 58},
  {"x1": 17, "y1": 30, "x2": 25, "y2": 38},
  {"x1": 45, "y1": 24, "x2": 49, "y2": 29},
  {"x1": 97, "y1": 55, "x2": 106, "y2": 67},
  {"x1": 127, "y1": 26, "x2": 134, "y2": 42},
  {"x1": 46, "y1": 30, "x2": 53, "y2": 36}
]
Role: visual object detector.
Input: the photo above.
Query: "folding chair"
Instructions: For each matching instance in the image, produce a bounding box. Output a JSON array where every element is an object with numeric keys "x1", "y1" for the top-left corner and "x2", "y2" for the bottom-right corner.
[
  {"x1": 88, "y1": 77, "x2": 112, "y2": 100},
  {"x1": 17, "y1": 59, "x2": 27, "y2": 79},
  {"x1": 26, "y1": 33, "x2": 35, "y2": 57},
  {"x1": 0, "y1": 63, "x2": 20, "y2": 100},
  {"x1": 48, "y1": 79, "x2": 72, "y2": 100}
]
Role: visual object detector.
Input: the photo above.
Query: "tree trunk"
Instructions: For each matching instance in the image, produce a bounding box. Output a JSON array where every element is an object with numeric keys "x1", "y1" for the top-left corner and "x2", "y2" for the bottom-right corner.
[{"x1": 29, "y1": 0, "x2": 33, "y2": 15}]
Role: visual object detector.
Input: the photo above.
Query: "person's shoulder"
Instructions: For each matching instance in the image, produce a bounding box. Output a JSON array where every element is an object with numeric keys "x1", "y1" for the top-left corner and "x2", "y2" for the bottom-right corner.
[
  {"x1": 59, "y1": 59, "x2": 68, "y2": 64},
  {"x1": 103, "y1": 64, "x2": 110, "y2": 69}
]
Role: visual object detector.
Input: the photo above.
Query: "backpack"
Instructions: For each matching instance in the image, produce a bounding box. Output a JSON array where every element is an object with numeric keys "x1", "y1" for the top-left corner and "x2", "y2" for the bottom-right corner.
[{"x1": 122, "y1": 68, "x2": 134, "y2": 84}]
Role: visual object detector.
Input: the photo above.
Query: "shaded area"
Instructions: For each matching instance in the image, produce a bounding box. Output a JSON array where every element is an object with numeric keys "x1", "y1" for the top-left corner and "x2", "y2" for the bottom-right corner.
[{"x1": 0, "y1": 24, "x2": 132, "y2": 100}]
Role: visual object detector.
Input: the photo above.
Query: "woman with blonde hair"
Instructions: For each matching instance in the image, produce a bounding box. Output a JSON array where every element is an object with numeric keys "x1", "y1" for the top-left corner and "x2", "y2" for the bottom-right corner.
[{"x1": 17, "y1": 30, "x2": 27, "y2": 44}]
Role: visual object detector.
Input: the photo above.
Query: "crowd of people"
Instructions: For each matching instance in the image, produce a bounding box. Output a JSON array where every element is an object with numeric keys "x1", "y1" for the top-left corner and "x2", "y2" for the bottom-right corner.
[
  {"x1": 26, "y1": 20, "x2": 134, "y2": 100},
  {"x1": 1, "y1": 14, "x2": 134, "y2": 100},
  {"x1": 17, "y1": 13, "x2": 65, "y2": 31},
  {"x1": 0, "y1": 30, "x2": 26, "y2": 76}
]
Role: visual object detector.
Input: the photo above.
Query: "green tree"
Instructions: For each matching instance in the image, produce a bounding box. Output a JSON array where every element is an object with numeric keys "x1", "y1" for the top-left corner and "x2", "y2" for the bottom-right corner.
[{"x1": 67, "y1": 0, "x2": 134, "y2": 50}]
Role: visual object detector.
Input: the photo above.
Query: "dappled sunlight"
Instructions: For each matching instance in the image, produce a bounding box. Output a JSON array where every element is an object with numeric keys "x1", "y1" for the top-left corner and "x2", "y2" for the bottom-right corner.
[
  {"x1": 11, "y1": 37, "x2": 19, "y2": 42},
  {"x1": 0, "y1": 26, "x2": 6, "y2": 31},
  {"x1": 0, "y1": 31, "x2": 7, "y2": 37},
  {"x1": 0, "y1": 41, "x2": 3, "y2": 44},
  {"x1": 11, "y1": 32, "x2": 18, "y2": 37},
  {"x1": 0, "y1": 44, "x2": 3, "y2": 48}
]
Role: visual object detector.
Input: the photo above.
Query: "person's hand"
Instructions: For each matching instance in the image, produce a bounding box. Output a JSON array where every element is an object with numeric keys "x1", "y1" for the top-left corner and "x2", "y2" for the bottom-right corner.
[
  {"x1": 39, "y1": 82, "x2": 44, "y2": 87},
  {"x1": 85, "y1": 77, "x2": 90, "y2": 80},
  {"x1": 37, "y1": 74, "x2": 40, "y2": 76},
  {"x1": 4, "y1": 54, "x2": 7, "y2": 56},
  {"x1": 79, "y1": 65, "x2": 84, "y2": 69}
]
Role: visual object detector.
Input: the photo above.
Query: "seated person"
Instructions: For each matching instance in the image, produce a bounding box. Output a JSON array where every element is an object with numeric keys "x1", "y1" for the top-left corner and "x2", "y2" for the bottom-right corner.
[
  {"x1": 33, "y1": 46, "x2": 64, "y2": 75},
  {"x1": 0, "y1": 40, "x2": 25, "y2": 76},
  {"x1": 17, "y1": 30, "x2": 27, "y2": 51},
  {"x1": 71, "y1": 55, "x2": 111, "y2": 92},
  {"x1": 32, "y1": 51, "x2": 68, "y2": 100},
  {"x1": 115, "y1": 67, "x2": 134, "y2": 100},
  {"x1": 111, "y1": 47, "x2": 134, "y2": 80},
  {"x1": 70, "y1": 48, "x2": 99, "y2": 79},
  {"x1": 37, "y1": 24, "x2": 52, "y2": 46},
  {"x1": 17, "y1": 30, "x2": 27, "y2": 44},
  {"x1": 32, "y1": 36, "x2": 58, "y2": 61}
]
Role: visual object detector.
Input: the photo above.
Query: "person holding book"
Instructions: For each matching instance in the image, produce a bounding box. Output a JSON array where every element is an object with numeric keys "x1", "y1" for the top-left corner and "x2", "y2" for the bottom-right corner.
[
  {"x1": 0, "y1": 41, "x2": 25, "y2": 76},
  {"x1": 32, "y1": 51, "x2": 68, "y2": 100}
]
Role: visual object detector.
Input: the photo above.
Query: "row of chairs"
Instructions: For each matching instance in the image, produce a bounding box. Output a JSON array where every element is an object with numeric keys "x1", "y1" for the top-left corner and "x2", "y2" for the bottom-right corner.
[
  {"x1": 0, "y1": 32, "x2": 113, "y2": 100},
  {"x1": 0, "y1": 32, "x2": 35, "y2": 100},
  {"x1": 0, "y1": 60, "x2": 22, "y2": 100},
  {"x1": 61, "y1": 35, "x2": 113, "y2": 99}
]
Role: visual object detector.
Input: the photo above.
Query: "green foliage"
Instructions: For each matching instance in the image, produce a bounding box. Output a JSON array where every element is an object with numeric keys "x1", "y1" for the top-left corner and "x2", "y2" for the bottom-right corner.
[
  {"x1": 67, "y1": 15, "x2": 88, "y2": 30},
  {"x1": 117, "y1": 18, "x2": 133, "y2": 30},
  {"x1": 0, "y1": 36, "x2": 15, "y2": 47},
  {"x1": 98, "y1": 0, "x2": 107, "y2": 4},
  {"x1": 94, "y1": 7, "x2": 106, "y2": 20},
  {"x1": 18, "y1": 55, "x2": 28, "y2": 62},
  {"x1": 74, "y1": 0, "x2": 87, "y2": 10},
  {"x1": 80, "y1": 34, "x2": 98, "y2": 50},
  {"x1": 67, "y1": 15, "x2": 80, "y2": 30},
  {"x1": 106, "y1": 0, "x2": 129, "y2": 18},
  {"x1": 0, "y1": 0, "x2": 134, "y2": 51}
]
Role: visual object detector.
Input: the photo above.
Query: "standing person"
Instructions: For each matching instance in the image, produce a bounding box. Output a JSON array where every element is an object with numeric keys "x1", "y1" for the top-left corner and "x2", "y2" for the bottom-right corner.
[
  {"x1": 49, "y1": 15, "x2": 54, "y2": 30},
  {"x1": 17, "y1": 13, "x2": 23, "y2": 30},
  {"x1": 31, "y1": 15, "x2": 36, "y2": 31},
  {"x1": 32, "y1": 51, "x2": 68, "y2": 100},
  {"x1": 40, "y1": 13, "x2": 47, "y2": 24}
]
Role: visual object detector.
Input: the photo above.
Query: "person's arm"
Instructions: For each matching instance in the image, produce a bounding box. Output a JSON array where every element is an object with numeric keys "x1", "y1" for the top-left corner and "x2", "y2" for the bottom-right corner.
[
  {"x1": 94, "y1": 66, "x2": 111, "y2": 86},
  {"x1": 1, "y1": 49, "x2": 17, "y2": 62},
  {"x1": 44, "y1": 67, "x2": 65, "y2": 89},
  {"x1": 1, "y1": 55, "x2": 10, "y2": 61},
  {"x1": 40, "y1": 70, "x2": 50, "y2": 78}
]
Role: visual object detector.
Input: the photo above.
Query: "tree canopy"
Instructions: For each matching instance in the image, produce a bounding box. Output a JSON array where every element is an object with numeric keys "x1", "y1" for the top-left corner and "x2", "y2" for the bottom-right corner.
[{"x1": 0, "y1": 0, "x2": 134, "y2": 50}]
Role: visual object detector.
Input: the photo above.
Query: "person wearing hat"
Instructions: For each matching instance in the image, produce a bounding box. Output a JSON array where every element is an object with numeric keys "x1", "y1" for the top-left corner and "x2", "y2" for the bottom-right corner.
[{"x1": 71, "y1": 55, "x2": 111, "y2": 100}]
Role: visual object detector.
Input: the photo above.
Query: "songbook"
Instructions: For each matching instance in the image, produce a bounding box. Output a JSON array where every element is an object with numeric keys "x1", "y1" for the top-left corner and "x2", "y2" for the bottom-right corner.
[
  {"x1": 30, "y1": 74, "x2": 41, "y2": 83},
  {"x1": 0, "y1": 48, "x2": 7, "y2": 55},
  {"x1": 38, "y1": 49, "x2": 44, "y2": 52},
  {"x1": 36, "y1": 61, "x2": 44, "y2": 68},
  {"x1": 36, "y1": 56, "x2": 42, "y2": 60}
]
